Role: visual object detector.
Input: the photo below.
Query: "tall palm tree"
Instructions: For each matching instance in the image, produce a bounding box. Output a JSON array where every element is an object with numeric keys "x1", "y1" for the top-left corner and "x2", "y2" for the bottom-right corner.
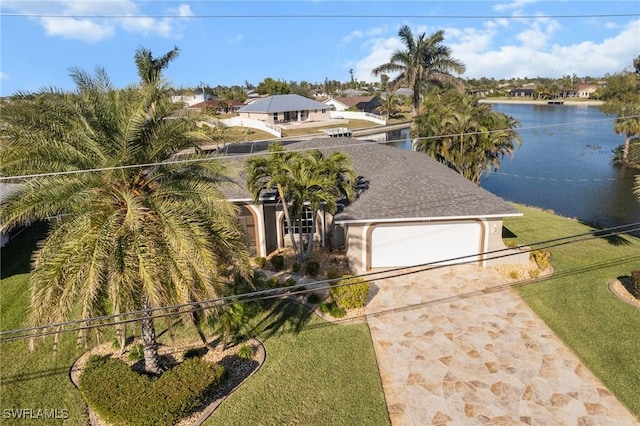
[
  {"x1": 246, "y1": 146, "x2": 356, "y2": 262},
  {"x1": 134, "y1": 46, "x2": 180, "y2": 86},
  {"x1": 1, "y1": 59, "x2": 249, "y2": 374},
  {"x1": 372, "y1": 26, "x2": 465, "y2": 118},
  {"x1": 413, "y1": 90, "x2": 520, "y2": 184}
]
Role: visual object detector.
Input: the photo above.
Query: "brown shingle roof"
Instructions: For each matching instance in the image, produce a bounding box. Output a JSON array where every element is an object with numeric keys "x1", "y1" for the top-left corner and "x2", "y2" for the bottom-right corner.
[{"x1": 220, "y1": 137, "x2": 520, "y2": 222}]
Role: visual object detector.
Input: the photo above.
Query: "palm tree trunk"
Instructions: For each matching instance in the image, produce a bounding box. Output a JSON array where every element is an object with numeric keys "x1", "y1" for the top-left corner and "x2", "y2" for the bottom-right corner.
[
  {"x1": 191, "y1": 307, "x2": 209, "y2": 346},
  {"x1": 141, "y1": 299, "x2": 163, "y2": 374},
  {"x1": 303, "y1": 212, "x2": 316, "y2": 261},
  {"x1": 623, "y1": 134, "x2": 631, "y2": 164},
  {"x1": 277, "y1": 184, "x2": 299, "y2": 255}
]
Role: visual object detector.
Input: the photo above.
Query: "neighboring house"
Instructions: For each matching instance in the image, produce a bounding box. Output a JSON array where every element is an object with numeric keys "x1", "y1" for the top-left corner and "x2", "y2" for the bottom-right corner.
[
  {"x1": 577, "y1": 84, "x2": 598, "y2": 98},
  {"x1": 223, "y1": 138, "x2": 525, "y2": 272},
  {"x1": 187, "y1": 100, "x2": 245, "y2": 114},
  {"x1": 341, "y1": 89, "x2": 369, "y2": 97},
  {"x1": 509, "y1": 88, "x2": 535, "y2": 97},
  {"x1": 323, "y1": 96, "x2": 381, "y2": 114},
  {"x1": 0, "y1": 183, "x2": 25, "y2": 247},
  {"x1": 171, "y1": 93, "x2": 214, "y2": 107},
  {"x1": 236, "y1": 94, "x2": 333, "y2": 124}
]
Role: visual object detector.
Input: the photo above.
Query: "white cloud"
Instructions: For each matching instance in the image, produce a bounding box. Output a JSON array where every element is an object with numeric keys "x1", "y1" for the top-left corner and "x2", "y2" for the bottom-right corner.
[
  {"x1": 493, "y1": 0, "x2": 538, "y2": 13},
  {"x1": 355, "y1": 18, "x2": 640, "y2": 82},
  {"x1": 226, "y1": 34, "x2": 244, "y2": 44},
  {"x1": 40, "y1": 17, "x2": 114, "y2": 42},
  {"x1": 3, "y1": 0, "x2": 189, "y2": 42},
  {"x1": 0, "y1": 72, "x2": 8, "y2": 80},
  {"x1": 342, "y1": 30, "x2": 363, "y2": 43}
]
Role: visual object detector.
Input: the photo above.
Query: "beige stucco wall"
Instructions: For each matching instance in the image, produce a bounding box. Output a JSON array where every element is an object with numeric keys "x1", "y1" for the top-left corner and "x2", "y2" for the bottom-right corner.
[
  {"x1": 238, "y1": 109, "x2": 331, "y2": 125},
  {"x1": 483, "y1": 218, "x2": 530, "y2": 266}
]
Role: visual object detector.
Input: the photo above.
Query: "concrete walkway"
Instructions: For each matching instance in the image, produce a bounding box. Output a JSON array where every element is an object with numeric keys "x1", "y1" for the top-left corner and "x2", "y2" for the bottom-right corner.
[{"x1": 365, "y1": 265, "x2": 638, "y2": 425}]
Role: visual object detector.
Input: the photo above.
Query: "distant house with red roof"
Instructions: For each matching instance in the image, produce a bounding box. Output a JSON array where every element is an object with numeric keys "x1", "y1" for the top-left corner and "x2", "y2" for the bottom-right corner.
[{"x1": 187, "y1": 99, "x2": 245, "y2": 114}]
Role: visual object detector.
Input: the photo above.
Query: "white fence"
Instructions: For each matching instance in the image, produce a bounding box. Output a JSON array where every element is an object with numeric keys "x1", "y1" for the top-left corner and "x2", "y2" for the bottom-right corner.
[
  {"x1": 219, "y1": 117, "x2": 282, "y2": 138},
  {"x1": 330, "y1": 111, "x2": 387, "y2": 125}
]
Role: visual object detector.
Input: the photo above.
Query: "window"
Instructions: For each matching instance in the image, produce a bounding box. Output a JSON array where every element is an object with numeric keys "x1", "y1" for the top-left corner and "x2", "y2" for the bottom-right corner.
[
  {"x1": 273, "y1": 112, "x2": 278, "y2": 121},
  {"x1": 284, "y1": 208, "x2": 315, "y2": 235}
]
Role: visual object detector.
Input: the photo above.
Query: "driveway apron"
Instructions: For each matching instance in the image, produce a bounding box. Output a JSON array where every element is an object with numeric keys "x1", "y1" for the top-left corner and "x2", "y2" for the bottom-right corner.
[{"x1": 365, "y1": 265, "x2": 638, "y2": 425}]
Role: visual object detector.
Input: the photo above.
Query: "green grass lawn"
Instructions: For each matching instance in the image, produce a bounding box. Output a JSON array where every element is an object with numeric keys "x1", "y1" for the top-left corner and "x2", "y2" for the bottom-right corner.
[
  {"x1": 0, "y1": 226, "x2": 389, "y2": 425},
  {"x1": 504, "y1": 204, "x2": 640, "y2": 418}
]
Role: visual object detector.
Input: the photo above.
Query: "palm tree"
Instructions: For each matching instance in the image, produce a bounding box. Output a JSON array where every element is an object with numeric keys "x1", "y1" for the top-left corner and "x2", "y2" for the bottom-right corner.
[
  {"x1": 613, "y1": 108, "x2": 640, "y2": 165},
  {"x1": 246, "y1": 146, "x2": 356, "y2": 262},
  {"x1": 376, "y1": 94, "x2": 401, "y2": 119},
  {"x1": 372, "y1": 25, "x2": 465, "y2": 118},
  {"x1": 413, "y1": 90, "x2": 520, "y2": 184},
  {"x1": 1, "y1": 55, "x2": 249, "y2": 374},
  {"x1": 134, "y1": 46, "x2": 180, "y2": 86}
]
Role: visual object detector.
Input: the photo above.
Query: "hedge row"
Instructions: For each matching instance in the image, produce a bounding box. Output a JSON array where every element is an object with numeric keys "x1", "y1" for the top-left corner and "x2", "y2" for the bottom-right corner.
[
  {"x1": 79, "y1": 355, "x2": 226, "y2": 426},
  {"x1": 330, "y1": 276, "x2": 370, "y2": 310}
]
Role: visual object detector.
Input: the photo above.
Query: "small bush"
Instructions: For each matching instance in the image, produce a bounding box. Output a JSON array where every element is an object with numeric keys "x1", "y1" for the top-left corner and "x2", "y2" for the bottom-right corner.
[
  {"x1": 306, "y1": 292, "x2": 322, "y2": 304},
  {"x1": 291, "y1": 262, "x2": 301, "y2": 274},
  {"x1": 267, "y1": 276, "x2": 281, "y2": 288},
  {"x1": 270, "y1": 255, "x2": 285, "y2": 271},
  {"x1": 319, "y1": 301, "x2": 346, "y2": 318},
  {"x1": 528, "y1": 268, "x2": 540, "y2": 278},
  {"x1": 79, "y1": 357, "x2": 226, "y2": 426},
  {"x1": 128, "y1": 343, "x2": 144, "y2": 361},
  {"x1": 330, "y1": 276, "x2": 370, "y2": 310},
  {"x1": 237, "y1": 345, "x2": 254, "y2": 360},
  {"x1": 284, "y1": 277, "x2": 296, "y2": 287},
  {"x1": 253, "y1": 257, "x2": 267, "y2": 268},
  {"x1": 504, "y1": 240, "x2": 519, "y2": 248},
  {"x1": 508, "y1": 270, "x2": 519, "y2": 279},
  {"x1": 304, "y1": 261, "x2": 320, "y2": 277},
  {"x1": 632, "y1": 270, "x2": 640, "y2": 298},
  {"x1": 531, "y1": 250, "x2": 551, "y2": 270},
  {"x1": 251, "y1": 270, "x2": 267, "y2": 288}
]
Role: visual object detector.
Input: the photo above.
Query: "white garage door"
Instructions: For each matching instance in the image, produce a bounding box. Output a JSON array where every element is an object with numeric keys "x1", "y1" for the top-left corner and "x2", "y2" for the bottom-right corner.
[{"x1": 370, "y1": 222, "x2": 483, "y2": 268}]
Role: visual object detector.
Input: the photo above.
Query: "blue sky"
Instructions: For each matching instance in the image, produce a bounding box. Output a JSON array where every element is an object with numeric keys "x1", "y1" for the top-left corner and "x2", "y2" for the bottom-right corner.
[{"x1": 1, "y1": 1, "x2": 639, "y2": 96}]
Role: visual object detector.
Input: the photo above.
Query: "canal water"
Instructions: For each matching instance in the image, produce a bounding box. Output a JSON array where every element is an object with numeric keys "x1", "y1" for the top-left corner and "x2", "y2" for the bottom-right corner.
[{"x1": 378, "y1": 103, "x2": 640, "y2": 233}]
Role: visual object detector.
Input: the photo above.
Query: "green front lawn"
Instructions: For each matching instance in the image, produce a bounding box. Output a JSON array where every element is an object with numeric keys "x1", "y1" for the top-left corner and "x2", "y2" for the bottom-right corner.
[
  {"x1": 0, "y1": 226, "x2": 389, "y2": 425},
  {"x1": 504, "y1": 204, "x2": 640, "y2": 418}
]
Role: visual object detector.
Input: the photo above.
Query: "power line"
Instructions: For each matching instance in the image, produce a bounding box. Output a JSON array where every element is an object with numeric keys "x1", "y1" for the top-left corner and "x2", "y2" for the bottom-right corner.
[
  {"x1": 1, "y1": 221, "x2": 638, "y2": 343},
  {"x1": 1, "y1": 12, "x2": 638, "y2": 19},
  {"x1": 1, "y1": 114, "x2": 636, "y2": 182}
]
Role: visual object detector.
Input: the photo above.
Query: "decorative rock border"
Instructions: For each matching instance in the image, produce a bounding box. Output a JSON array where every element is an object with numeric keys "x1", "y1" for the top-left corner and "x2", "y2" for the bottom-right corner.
[
  {"x1": 69, "y1": 338, "x2": 266, "y2": 426},
  {"x1": 608, "y1": 279, "x2": 640, "y2": 308}
]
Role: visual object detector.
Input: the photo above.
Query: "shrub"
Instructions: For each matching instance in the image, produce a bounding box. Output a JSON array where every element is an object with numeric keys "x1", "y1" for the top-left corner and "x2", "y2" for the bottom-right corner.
[
  {"x1": 291, "y1": 262, "x2": 301, "y2": 274},
  {"x1": 528, "y1": 268, "x2": 540, "y2": 278},
  {"x1": 253, "y1": 256, "x2": 267, "y2": 268},
  {"x1": 284, "y1": 277, "x2": 296, "y2": 287},
  {"x1": 237, "y1": 345, "x2": 254, "y2": 360},
  {"x1": 304, "y1": 261, "x2": 320, "y2": 277},
  {"x1": 251, "y1": 270, "x2": 266, "y2": 288},
  {"x1": 79, "y1": 357, "x2": 226, "y2": 426},
  {"x1": 531, "y1": 250, "x2": 551, "y2": 270},
  {"x1": 319, "y1": 301, "x2": 346, "y2": 318},
  {"x1": 128, "y1": 343, "x2": 144, "y2": 361},
  {"x1": 508, "y1": 270, "x2": 519, "y2": 279},
  {"x1": 326, "y1": 266, "x2": 343, "y2": 280},
  {"x1": 270, "y1": 255, "x2": 284, "y2": 271},
  {"x1": 306, "y1": 292, "x2": 322, "y2": 304},
  {"x1": 632, "y1": 270, "x2": 640, "y2": 298},
  {"x1": 504, "y1": 240, "x2": 519, "y2": 248},
  {"x1": 267, "y1": 276, "x2": 281, "y2": 288},
  {"x1": 329, "y1": 276, "x2": 370, "y2": 310}
]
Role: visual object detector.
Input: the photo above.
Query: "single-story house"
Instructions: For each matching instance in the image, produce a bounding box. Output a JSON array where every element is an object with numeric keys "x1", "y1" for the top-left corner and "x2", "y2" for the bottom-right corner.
[
  {"x1": 323, "y1": 96, "x2": 381, "y2": 113},
  {"x1": 509, "y1": 88, "x2": 535, "y2": 97},
  {"x1": 236, "y1": 94, "x2": 333, "y2": 125},
  {"x1": 223, "y1": 138, "x2": 525, "y2": 273},
  {"x1": 171, "y1": 93, "x2": 214, "y2": 107},
  {"x1": 577, "y1": 84, "x2": 598, "y2": 98}
]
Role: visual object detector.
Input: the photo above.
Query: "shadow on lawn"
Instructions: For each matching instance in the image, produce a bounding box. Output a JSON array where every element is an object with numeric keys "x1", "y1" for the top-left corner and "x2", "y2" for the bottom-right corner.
[
  {"x1": 248, "y1": 299, "x2": 313, "y2": 340},
  {"x1": 1, "y1": 221, "x2": 49, "y2": 279}
]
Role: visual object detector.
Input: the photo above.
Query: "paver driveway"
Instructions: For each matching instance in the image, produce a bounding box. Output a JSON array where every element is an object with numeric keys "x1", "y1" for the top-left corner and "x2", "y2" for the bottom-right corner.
[{"x1": 365, "y1": 265, "x2": 638, "y2": 425}]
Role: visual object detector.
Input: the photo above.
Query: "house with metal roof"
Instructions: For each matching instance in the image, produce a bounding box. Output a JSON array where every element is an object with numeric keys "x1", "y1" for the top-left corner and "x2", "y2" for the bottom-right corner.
[
  {"x1": 323, "y1": 96, "x2": 382, "y2": 113},
  {"x1": 224, "y1": 138, "x2": 527, "y2": 272},
  {"x1": 236, "y1": 94, "x2": 333, "y2": 124}
]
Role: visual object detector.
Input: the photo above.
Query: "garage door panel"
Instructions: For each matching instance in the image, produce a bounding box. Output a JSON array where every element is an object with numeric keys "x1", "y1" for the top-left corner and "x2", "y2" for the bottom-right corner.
[{"x1": 370, "y1": 222, "x2": 482, "y2": 267}]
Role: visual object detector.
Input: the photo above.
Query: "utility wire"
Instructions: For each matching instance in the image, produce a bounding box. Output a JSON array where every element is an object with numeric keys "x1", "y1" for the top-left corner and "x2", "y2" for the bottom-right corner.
[
  {"x1": 1, "y1": 221, "x2": 638, "y2": 343},
  {"x1": 1, "y1": 114, "x2": 636, "y2": 182}
]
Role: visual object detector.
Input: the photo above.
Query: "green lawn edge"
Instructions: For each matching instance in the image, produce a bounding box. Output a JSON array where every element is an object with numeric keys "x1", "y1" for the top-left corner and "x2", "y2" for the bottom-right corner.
[{"x1": 504, "y1": 204, "x2": 640, "y2": 418}]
